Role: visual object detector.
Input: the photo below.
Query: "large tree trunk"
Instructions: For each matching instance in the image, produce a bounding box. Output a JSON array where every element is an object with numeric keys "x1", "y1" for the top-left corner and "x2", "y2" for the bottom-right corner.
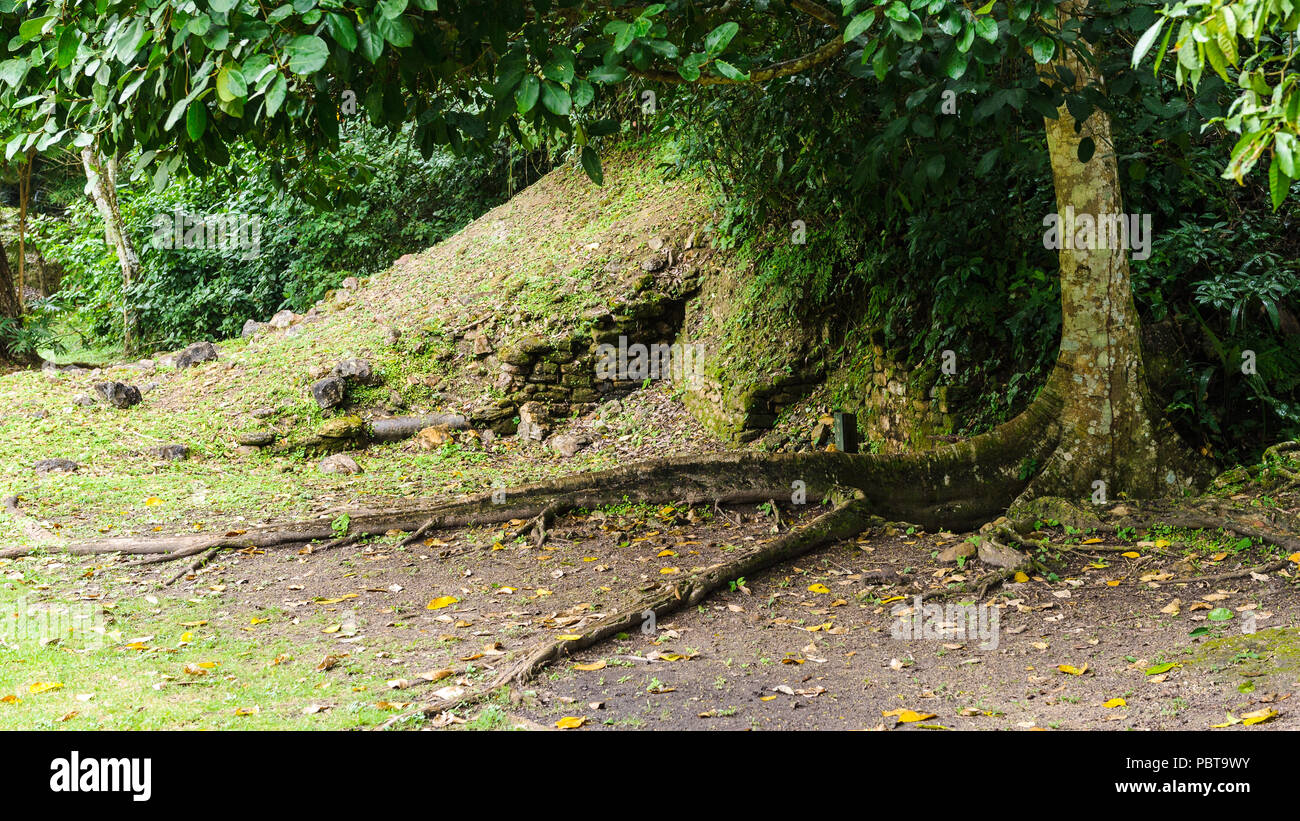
[
  {"x1": 1025, "y1": 0, "x2": 1208, "y2": 501},
  {"x1": 81, "y1": 146, "x2": 139, "y2": 356}
]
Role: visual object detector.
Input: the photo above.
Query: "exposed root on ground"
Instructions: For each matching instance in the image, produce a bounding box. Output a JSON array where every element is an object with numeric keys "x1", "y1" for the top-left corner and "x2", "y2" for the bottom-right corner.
[{"x1": 377, "y1": 496, "x2": 878, "y2": 728}]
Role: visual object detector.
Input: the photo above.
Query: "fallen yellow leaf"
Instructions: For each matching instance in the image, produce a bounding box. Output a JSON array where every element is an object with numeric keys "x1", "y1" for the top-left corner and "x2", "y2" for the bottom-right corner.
[
  {"x1": 1057, "y1": 664, "x2": 1088, "y2": 676},
  {"x1": 882, "y1": 709, "x2": 937, "y2": 723},
  {"x1": 426, "y1": 595, "x2": 459, "y2": 610},
  {"x1": 1241, "y1": 708, "x2": 1279, "y2": 726},
  {"x1": 555, "y1": 716, "x2": 586, "y2": 729},
  {"x1": 28, "y1": 682, "x2": 63, "y2": 694},
  {"x1": 573, "y1": 660, "x2": 607, "y2": 671},
  {"x1": 807, "y1": 583, "x2": 831, "y2": 594},
  {"x1": 1104, "y1": 697, "x2": 1127, "y2": 708},
  {"x1": 1013, "y1": 571, "x2": 1029, "y2": 583}
]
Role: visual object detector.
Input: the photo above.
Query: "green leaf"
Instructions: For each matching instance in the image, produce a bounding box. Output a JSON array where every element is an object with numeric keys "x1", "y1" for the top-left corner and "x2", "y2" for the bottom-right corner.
[
  {"x1": 844, "y1": 10, "x2": 875, "y2": 41},
  {"x1": 358, "y1": 19, "x2": 385, "y2": 63},
  {"x1": 1131, "y1": 18, "x2": 1166, "y2": 68},
  {"x1": 957, "y1": 22, "x2": 975, "y2": 52},
  {"x1": 678, "y1": 52, "x2": 708, "y2": 82},
  {"x1": 286, "y1": 34, "x2": 330, "y2": 74},
  {"x1": 571, "y1": 78, "x2": 595, "y2": 108},
  {"x1": 974, "y1": 17, "x2": 998, "y2": 43},
  {"x1": 588, "y1": 64, "x2": 628, "y2": 84},
  {"x1": 0, "y1": 58, "x2": 28, "y2": 88},
  {"x1": 543, "y1": 48, "x2": 576, "y2": 83},
  {"x1": 941, "y1": 48, "x2": 968, "y2": 80},
  {"x1": 540, "y1": 80, "x2": 572, "y2": 116},
  {"x1": 263, "y1": 72, "x2": 288, "y2": 118},
  {"x1": 216, "y1": 63, "x2": 247, "y2": 102},
  {"x1": 56, "y1": 26, "x2": 80, "y2": 69},
  {"x1": 1269, "y1": 156, "x2": 1290, "y2": 210},
  {"x1": 1031, "y1": 37, "x2": 1054, "y2": 64},
  {"x1": 114, "y1": 18, "x2": 145, "y2": 62},
  {"x1": 375, "y1": 13, "x2": 414, "y2": 47},
  {"x1": 714, "y1": 60, "x2": 749, "y2": 81},
  {"x1": 1207, "y1": 607, "x2": 1235, "y2": 622},
  {"x1": 884, "y1": 1, "x2": 909, "y2": 22},
  {"x1": 1077, "y1": 136, "x2": 1095, "y2": 163},
  {"x1": 974, "y1": 0, "x2": 995, "y2": 13},
  {"x1": 1276, "y1": 133, "x2": 1297, "y2": 178},
  {"x1": 704, "y1": 22, "x2": 739, "y2": 55},
  {"x1": 580, "y1": 145, "x2": 603, "y2": 185},
  {"x1": 326, "y1": 12, "x2": 357, "y2": 52},
  {"x1": 611, "y1": 21, "x2": 635, "y2": 52},
  {"x1": 938, "y1": 8, "x2": 962, "y2": 36},
  {"x1": 210, "y1": 0, "x2": 238, "y2": 11},
  {"x1": 515, "y1": 74, "x2": 540, "y2": 113},
  {"x1": 185, "y1": 101, "x2": 208, "y2": 141},
  {"x1": 889, "y1": 14, "x2": 923, "y2": 42},
  {"x1": 18, "y1": 15, "x2": 53, "y2": 42},
  {"x1": 1144, "y1": 662, "x2": 1178, "y2": 675},
  {"x1": 378, "y1": 0, "x2": 408, "y2": 18}
]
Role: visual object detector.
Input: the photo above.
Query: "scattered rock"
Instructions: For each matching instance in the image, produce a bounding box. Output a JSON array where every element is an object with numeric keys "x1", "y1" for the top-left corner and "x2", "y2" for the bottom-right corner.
[
  {"x1": 152, "y1": 444, "x2": 189, "y2": 461},
  {"x1": 268, "y1": 309, "x2": 297, "y2": 329},
  {"x1": 332, "y1": 358, "x2": 380, "y2": 386},
  {"x1": 341, "y1": 276, "x2": 359, "y2": 289},
  {"x1": 250, "y1": 406, "x2": 277, "y2": 419},
  {"x1": 236, "y1": 431, "x2": 277, "y2": 447},
  {"x1": 319, "y1": 454, "x2": 362, "y2": 475},
  {"x1": 33, "y1": 458, "x2": 78, "y2": 474},
  {"x1": 93, "y1": 381, "x2": 142, "y2": 409},
  {"x1": 311, "y1": 376, "x2": 346, "y2": 410},
  {"x1": 414, "y1": 426, "x2": 454, "y2": 450},
  {"x1": 139, "y1": 382, "x2": 159, "y2": 395},
  {"x1": 549, "y1": 433, "x2": 590, "y2": 458},
  {"x1": 517, "y1": 401, "x2": 550, "y2": 442},
  {"x1": 977, "y1": 540, "x2": 1030, "y2": 570},
  {"x1": 241, "y1": 319, "x2": 267, "y2": 338},
  {"x1": 72, "y1": 394, "x2": 95, "y2": 407},
  {"x1": 641, "y1": 253, "x2": 667, "y2": 273},
  {"x1": 175, "y1": 341, "x2": 219, "y2": 369},
  {"x1": 383, "y1": 326, "x2": 402, "y2": 346},
  {"x1": 137, "y1": 359, "x2": 156, "y2": 371},
  {"x1": 157, "y1": 354, "x2": 180, "y2": 369},
  {"x1": 938, "y1": 541, "x2": 978, "y2": 563},
  {"x1": 471, "y1": 333, "x2": 492, "y2": 357},
  {"x1": 234, "y1": 445, "x2": 261, "y2": 457}
]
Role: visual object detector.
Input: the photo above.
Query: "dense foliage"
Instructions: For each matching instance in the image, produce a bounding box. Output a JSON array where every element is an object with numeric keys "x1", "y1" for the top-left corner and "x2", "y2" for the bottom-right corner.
[{"x1": 23, "y1": 125, "x2": 531, "y2": 350}]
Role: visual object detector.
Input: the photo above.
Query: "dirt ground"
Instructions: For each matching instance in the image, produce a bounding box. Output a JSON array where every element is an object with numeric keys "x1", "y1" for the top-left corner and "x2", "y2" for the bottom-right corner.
[{"x1": 12, "y1": 485, "x2": 1293, "y2": 732}]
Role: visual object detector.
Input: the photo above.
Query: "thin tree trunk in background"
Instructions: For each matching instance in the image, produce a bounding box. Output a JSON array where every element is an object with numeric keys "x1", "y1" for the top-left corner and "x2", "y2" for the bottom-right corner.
[
  {"x1": 81, "y1": 145, "x2": 139, "y2": 356},
  {"x1": 15, "y1": 152, "x2": 32, "y2": 309},
  {"x1": 0, "y1": 236, "x2": 22, "y2": 362}
]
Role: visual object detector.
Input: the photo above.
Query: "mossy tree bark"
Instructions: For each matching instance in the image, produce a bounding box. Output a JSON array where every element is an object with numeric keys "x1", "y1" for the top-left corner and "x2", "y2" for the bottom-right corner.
[
  {"x1": 81, "y1": 145, "x2": 139, "y2": 356},
  {"x1": 1026, "y1": 0, "x2": 1208, "y2": 501}
]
